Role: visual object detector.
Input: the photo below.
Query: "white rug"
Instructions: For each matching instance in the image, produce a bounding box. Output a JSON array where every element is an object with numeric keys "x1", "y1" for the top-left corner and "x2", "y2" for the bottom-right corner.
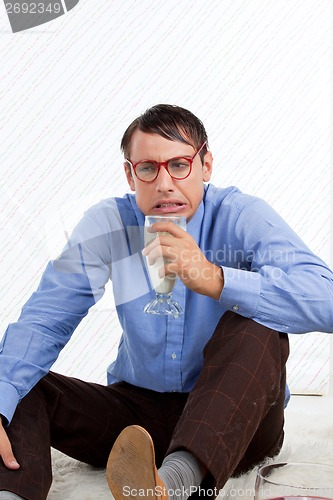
[{"x1": 47, "y1": 395, "x2": 333, "y2": 500}]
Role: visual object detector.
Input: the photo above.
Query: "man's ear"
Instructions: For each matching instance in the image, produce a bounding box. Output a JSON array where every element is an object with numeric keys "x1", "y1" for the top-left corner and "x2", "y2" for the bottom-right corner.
[
  {"x1": 124, "y1": 162, "x2": 136, "y2": 191},
  {"x1": 202, "y1": 151, "x2": 213, "y2": 182}
]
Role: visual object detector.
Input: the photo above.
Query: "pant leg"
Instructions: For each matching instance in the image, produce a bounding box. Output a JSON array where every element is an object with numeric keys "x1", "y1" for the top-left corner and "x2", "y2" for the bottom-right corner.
[
  {"x1": 43, "y1": 373, "x2": 187, "y2": 469},
  {"x1": 0, "y1": 378, "x2": 53, "y2": 500},
  {"x1": 167, "y1": 311, "x2": 289, "y2": 492},
  {"x1": 0, "y1": 372, "x2": 188, "y2": 500}
]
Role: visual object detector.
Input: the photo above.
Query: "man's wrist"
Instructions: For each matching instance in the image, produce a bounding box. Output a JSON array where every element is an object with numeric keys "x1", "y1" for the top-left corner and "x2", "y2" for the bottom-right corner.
[{"x1": 201, "y1": 263, "x2": 224, "y2": 300}]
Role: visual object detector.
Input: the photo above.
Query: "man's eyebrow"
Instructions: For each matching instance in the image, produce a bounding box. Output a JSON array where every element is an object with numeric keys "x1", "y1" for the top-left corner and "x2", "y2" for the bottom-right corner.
[
  {"x1": 171, "y1": 153, "x2": 194, "y2": 158},
  {"x1": 135, "y1": 154, "x2": 194, "y2": 161}
]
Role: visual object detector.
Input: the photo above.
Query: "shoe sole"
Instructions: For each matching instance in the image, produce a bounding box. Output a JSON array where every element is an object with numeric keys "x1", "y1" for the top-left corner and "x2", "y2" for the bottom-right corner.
[{"x1": 106, "y1": 425, "x2": 159, "y2": 500}]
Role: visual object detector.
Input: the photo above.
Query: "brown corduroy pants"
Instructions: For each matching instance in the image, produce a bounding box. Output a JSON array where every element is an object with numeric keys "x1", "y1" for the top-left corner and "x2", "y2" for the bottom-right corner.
[{"x1": 0, "y1": 312, "x2": 289, "y2": 499}]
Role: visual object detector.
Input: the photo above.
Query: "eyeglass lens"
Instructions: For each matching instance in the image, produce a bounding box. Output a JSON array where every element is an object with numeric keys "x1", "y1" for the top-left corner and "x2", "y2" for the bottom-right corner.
[{"x1": 136, "y1": 158, "x2": 191, "y2": 181}]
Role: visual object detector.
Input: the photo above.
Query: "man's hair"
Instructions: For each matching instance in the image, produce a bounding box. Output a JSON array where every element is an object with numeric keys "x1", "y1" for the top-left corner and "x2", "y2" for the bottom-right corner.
[{"x1": 121, "y1": 104, "x2": 208, "y2": 161}]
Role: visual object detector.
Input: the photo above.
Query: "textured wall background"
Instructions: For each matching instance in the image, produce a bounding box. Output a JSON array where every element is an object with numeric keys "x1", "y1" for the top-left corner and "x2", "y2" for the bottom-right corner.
[{"x1": 0, "y1": 0, "x2": 331, "y2": 394}]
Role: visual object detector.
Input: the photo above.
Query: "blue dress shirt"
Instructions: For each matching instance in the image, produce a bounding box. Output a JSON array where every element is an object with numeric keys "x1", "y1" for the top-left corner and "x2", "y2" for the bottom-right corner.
[{"x1": 1, "y1": 184, "x2": 333, "y2": 424}]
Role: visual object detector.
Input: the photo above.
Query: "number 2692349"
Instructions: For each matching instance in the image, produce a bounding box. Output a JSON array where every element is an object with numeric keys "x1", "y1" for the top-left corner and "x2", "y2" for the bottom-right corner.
[{"x1": 5, "y1": 3, "x2": 62, "y2": 14}]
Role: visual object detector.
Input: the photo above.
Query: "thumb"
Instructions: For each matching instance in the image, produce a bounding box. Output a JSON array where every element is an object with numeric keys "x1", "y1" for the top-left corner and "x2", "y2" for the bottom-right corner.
[{"x1": 0, "y1": 417, "x2": 20, "y2": 470}]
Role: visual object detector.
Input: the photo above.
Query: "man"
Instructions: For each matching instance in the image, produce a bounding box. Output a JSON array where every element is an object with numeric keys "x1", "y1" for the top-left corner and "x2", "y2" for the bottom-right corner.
[{"x1": 0, "y1": 104, "x2": 332, "y2": 500}]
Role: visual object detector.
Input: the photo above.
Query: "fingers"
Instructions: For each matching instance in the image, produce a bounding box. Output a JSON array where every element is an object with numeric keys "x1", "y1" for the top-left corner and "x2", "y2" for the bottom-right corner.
[
  {"x1": 143, "y1": 231, "x2": 200, "y2": 271},
  {"x1": 144, "y1": 243, "x2": 180, "y2": 266},
  {"x1": 142, "y1": 223, "x2": 224, "y2": 298},
  {"x1": 0, "y1": 418, "x2": 20, "y2": 470},
  {"x1": 148, "y1": 221, "x2": 185, "y2": 238},
  {"x1": 143, "y1": 228, "x2": 184, "y2": 256}
]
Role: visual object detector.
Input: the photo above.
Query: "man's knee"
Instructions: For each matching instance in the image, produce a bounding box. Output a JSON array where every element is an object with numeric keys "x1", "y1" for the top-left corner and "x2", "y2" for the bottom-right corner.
[{"x1": 205, "y1": 311, "x2": 289, "y2": 364}]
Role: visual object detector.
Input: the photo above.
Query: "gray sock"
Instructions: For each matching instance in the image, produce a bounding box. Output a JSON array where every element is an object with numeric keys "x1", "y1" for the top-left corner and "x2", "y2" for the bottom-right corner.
[
  {"x1": 158, "y1": 451, "x2": 204, "y2": 500},
  {"x1": 0, "y1": 493, "x2": 24, "y2": 500}
]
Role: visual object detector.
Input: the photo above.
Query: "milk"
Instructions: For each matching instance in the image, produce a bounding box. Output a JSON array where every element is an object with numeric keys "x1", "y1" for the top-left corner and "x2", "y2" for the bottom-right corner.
[
  {"x1": 144, "y1": 216, "x2": 186, "y2": 295},
  {"x1": 144, "y1": 229, "x2": 176, "y2": 294}
]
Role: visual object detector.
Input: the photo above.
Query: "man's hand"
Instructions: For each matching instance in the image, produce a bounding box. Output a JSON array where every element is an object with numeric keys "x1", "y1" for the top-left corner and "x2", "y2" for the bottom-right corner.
[
  {"x1": 142, "y1": 221, "x2": 224, "y2": 300},
  {"x1": 0, "y1": 416, "x2": 20, "y2": 469}
]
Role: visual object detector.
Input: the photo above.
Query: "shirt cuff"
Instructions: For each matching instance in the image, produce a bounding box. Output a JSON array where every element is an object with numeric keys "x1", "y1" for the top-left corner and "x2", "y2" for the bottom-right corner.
[
  {"x1": 0, "y1": 382, "x2": 20, "y2": 426},
  {"x1": 220, "y1": 267, "x2": 261, "y2": 317}
]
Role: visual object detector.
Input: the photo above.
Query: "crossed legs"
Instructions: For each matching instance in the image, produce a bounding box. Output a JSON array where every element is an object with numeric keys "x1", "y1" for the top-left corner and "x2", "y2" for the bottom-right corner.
[{"x1": 0, "y1": 312, "x2": 289, "y2": 499}]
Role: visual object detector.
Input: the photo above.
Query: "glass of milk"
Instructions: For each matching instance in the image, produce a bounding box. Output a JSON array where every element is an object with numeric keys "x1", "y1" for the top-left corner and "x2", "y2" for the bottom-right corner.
[{"x1": 144, "y1": 215, "x2": 186, "y2": 318}]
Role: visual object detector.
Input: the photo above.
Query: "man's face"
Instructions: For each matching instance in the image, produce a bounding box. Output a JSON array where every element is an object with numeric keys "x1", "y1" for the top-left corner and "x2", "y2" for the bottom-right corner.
[{"x1": 124, "y1": 130, "x2": 213, "y2": 221}]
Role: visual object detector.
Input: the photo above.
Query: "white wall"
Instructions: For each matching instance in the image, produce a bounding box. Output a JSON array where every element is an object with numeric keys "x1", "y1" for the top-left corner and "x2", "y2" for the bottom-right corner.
[{"x1": 0, "y1": 0, "x2": 331, "y2": 393}]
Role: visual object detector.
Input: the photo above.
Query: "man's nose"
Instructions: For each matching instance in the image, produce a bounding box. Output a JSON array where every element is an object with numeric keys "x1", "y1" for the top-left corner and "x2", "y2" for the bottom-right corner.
[{"x1": 155, "y1": 166, "x2": 174, "y2": 191}]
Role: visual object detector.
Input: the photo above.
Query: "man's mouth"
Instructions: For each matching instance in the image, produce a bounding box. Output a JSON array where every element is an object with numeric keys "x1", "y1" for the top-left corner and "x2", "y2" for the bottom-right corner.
[
  {"x1": 152, "y1": 202, "x2": 186, "y2": 213},
  {"x1": 155, "y1": 203, "x2": 184, "y2": 208}
]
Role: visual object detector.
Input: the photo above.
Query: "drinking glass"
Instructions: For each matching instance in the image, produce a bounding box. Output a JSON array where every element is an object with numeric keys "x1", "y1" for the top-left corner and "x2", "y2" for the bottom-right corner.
[
  {"x1": 254, "y1": 462, "x2": 333, "y2": 500},
  {"x1": 144, "y1": 215, "x2": 186, "y2": 318}
]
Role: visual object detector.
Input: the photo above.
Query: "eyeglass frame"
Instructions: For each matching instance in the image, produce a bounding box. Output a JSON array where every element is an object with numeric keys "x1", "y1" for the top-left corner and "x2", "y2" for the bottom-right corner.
[{"x1": 125, "y1": 141, "x2": 207, "y2": 183}]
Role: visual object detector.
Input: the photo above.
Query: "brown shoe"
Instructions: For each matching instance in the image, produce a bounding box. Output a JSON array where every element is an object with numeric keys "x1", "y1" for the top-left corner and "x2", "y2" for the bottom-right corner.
[{"x1": 106, "y1": 425, "x2": 167, "y2": 500}]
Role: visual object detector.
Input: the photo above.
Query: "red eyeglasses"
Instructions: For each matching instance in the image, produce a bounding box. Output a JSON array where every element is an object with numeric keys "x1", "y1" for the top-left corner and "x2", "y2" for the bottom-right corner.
[{"x1": 126, "y1": 142, "x2": 207, "y2": 183}]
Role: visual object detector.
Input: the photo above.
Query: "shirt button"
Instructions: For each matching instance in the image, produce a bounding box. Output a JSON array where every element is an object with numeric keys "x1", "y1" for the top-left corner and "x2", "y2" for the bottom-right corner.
[
  {"x1": 232, "y1": 305, "x2": 239, "y2": 311},
  {"x1": 171, "y1": 353, "x2": 177, "y2": 360}
]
